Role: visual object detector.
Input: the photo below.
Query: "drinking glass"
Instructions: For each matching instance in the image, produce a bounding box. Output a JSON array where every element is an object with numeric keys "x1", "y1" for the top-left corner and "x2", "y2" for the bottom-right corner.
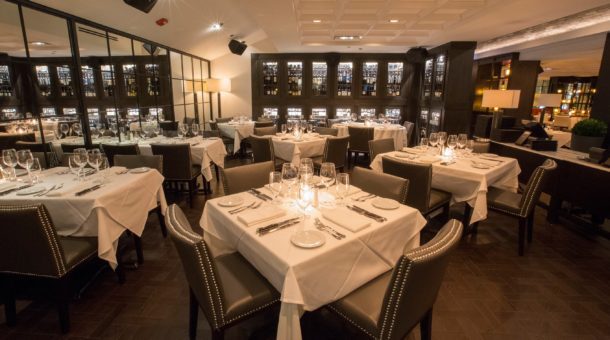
[
  {"x1": 16, "y1": 150, "x2": 34, "y2": 179},
  {"x1": 72, "y1": 122, "x2": 82, "y2": 136},
  {"x1": 153, "y1": 123, "x2": 161, "y2": 136},
  {"x1": 297, "y1": 183, "x2": 313, "y2": 217},
  {"x1": 429, "y1": 133, "x2": 439, "y2": 149},
  {"x1": 300, "y1": 158, "x2": 313, "y2": 173},
  {"x1": 60, "y1": 123, "x2": 70, "y2": 138},
  {"x1": 73, "y1": 148, "x2": 88, "y2": 180},
  {"x1": 191, "y1": 123, "x2": 199, "y2": 137},
  {"x1": 98, "y1": 156, "x2": 110, "y2": 183},
  {"x1": 2, "y1": 149, "x2": 17, "y2": 181},
  {"x1": 419, "y1": 138, "x2": 429, "y2": 151},
  {"x1": 335, "y1": 173, "x2": 350, "y2": 206},
  {"x1": 281, "y1": 124, "x2": 287, "y2": 134},
  {"x1": 98, "y1": 127, "x2": 107, "y2": 138},
  {"x1": 307, "y1": 123, "x2": 314, "y2": 134},
  {"x1": 281, "y1": 163, "x2": 299, "y2": 199},
  {"x1": 0, "y1": 157, "x2": 16, "y2": 181},
  {"x1": 29, "y1": 158, "x2": 42, "y2": 184},
  {"x1": 464, "y1": 139, "x2": 475, "y2": 156},
  {"x1": 350, "y1": 112, "x2": 357, "y2": 122},
  {"x1": 179, "y1": 123, "x2": 188, "y2": 138},
  {"x1": 299, "y1": 164, "x2": 313, "y2": 186},
  {"x1": 87, "y1": 149, "x2": 102, "y2": 173},
  {"x1": 438, "y1": 131, "x2": 447, "y2": 147},
  {"x1": 269, "y1": 171, "x2": 282, "y2": 204},
  {"x1": 90, "y1": 127, "x2": 100, "y2": 139},
  {"x1": 69, "y1": 154, "x2": 81, "y2": 178},
  {"x1": 447, "y1": 135, "x2": 458, "y2": 150},
  {"x1": 109, "y1": 123, "x2": 118, "y2": 137},
  {"x1": 457, "y1": 134, "x2": 468, "y2": 149},
  {"x1": 319, "y1": 163, "x2": 335, "y2": 190}
]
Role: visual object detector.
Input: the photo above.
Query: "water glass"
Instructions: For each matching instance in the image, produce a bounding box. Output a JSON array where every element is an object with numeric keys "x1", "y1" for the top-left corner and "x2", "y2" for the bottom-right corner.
[
  {"x1": 429, "y1": 133, "x2": 439, "y2": 149},
  {"x1": 447, "y1": 135, "x2": 458, "y2": 150},
  {"x1": 269, "y1": 171, "x2": 282, "y2": 204},
  {"x1": 319, "y1": 162, "x2": 335, "y2": 190},
  {"x1": 281, "y1": 163, "x2": 299, "y2": 199},
  {"x1": 0, "y1": 157, "x2": 16, "y2": 181},
  {"x1": 335, "y1": 173, "x2": 350, "y2": 206},
  {"x1": 438, "y1": 131, "x2": 447, "y2": 147},
  {"x1": 419, "y1": 138, "x2": 429, "y2": 151},
  {"x1": 29, "y1": 158, "x2": 42, "y2": 184},
  {"x1": 281, "y1": 124, "x2": 287, "y2": 134},
  {"x1": 191, "y1": 123, "x2": 200, "y2": 137},
  {"x1": 457, "y1": 134, "x2": 468, "y2": 149},
  {"x1": 87, "y1": 149, "x2": 102, "y2": 173},
  {"x1": 16, "y1": 150, "x2": 34, "y2": 179},
  {"x1": 60, "y1": 123, "x2": 70, "y2": 138}
]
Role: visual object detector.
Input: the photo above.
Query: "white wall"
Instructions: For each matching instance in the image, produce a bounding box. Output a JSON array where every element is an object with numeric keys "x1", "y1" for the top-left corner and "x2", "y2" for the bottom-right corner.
[{"x1": 211, "y1": 51, "x2": 253, "y2": 119}]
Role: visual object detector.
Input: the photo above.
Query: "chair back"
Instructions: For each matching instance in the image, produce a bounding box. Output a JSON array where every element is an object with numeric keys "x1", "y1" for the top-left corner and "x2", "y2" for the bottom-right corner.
[
  {"x1": 350, "y1": 166, "x2": 409, "y2": 204},
  {"x1": 60, "y1": 153, "x2": 73, "y2": 167},
  {"x1": 14, "y1": 141, "x2": 53, "y2": 152},
  {"x1": 164, "y1": 204, "x2": 226, "y2": 329},
  {"x1": 473, "y1": 115, "x2": 493, "y2": 139},
  {"x1": 377, "y1": 219, "x2": 462, "y2": 340},
  {"x1": 249, "y1": 135, "x2": 274, "y2": 163},
  {"x1": 315, "y1": 127, "x2": 338, "y2": 136},
  {"x1": 472, "y1": 140, "x2": 490, "y2": 153},
  {"x1": 369, "y1": 138, "x2": 395, "y2": 161},
  {"x1": 61, "y1": 143, "x2": 101, "y2": 153},
  {"x1": 150, "y1": 143, "x2": 192, "y2": 180},
  {"x1": 382, "y1": 157, "x2": 431, "y2": 213},
  {"x1": 184, "y1": 117, "x2": 196, "y2": 125},
  {"x1": 114, "y1": 155, "x2": 163, "y2": 173},
  {"x1": 101, "y1": 143, "x2": 139, "y2": 167},
  {"x1": 519, "y1": 159, "x2": 557, "y2": 217},
  {"x1": 348, "y1": 126, "x2": 374, "y2": 152},
  {"x1": 202, "y1": 130, "x2": 221, "y2": 138},
  {"x1": 254, "y1": 126, "x2": 277, "y2": 136},
  {"x1": 0, "y1": 204, "x2": 68, "y2": 278},
  {"x1": 327, "y1": 118, "x2": 344, "y2": 127},
  {"x1": 209, "y1": 121, "x2": 219, "y2": 131},
  {"x1": 255, "y1": 121, "x2": 275, "y2": 128},
  {"x1": 215, "y1": 117, "x2": 232, "y2": 123},
  {"x1": 221, "y1": 161, "x2": 274, "y2": 195},
  {"x1": 322, "y1": 136, "x2": 349, "y2": 169},
  {"x1": 402, "y1": 121, "x2": 414, "y2": 147},
  {"x1": 159, "y1": 121, "x2": 178, "y2": 133}
]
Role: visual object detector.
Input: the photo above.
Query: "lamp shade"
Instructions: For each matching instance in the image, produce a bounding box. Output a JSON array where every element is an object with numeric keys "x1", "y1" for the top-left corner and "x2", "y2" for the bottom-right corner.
[
  {"x1": 535, "y1": 93, "x2": 562, "y2": 107},
  {"x1": 481, "y1": 90, "x2": 521, "y2": 109},
  {"x1": 202, "y1": 78, "x2": 220, "y2": 93}
]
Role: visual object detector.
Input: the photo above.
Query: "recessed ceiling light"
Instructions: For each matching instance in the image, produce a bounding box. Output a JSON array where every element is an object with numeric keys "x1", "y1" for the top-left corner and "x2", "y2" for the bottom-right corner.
[
  {"x1": 544, "y1": 67, "x2": 553, "y2": 71},
  {"x1": 334, "y1": 35, "x2": 362, "y2": 41},
  {"x1": 209, "y1": 22, "x2": 223, "y2": 32},
  {"x1": 30, "y1": 41, "x2": 48, "y2": 46},
  {"x1": 313, "y1": 19, "x2": 322, "y2": 23},
  {"x1": 388, "y1": 19, "x2": 399, "y2": 23}
]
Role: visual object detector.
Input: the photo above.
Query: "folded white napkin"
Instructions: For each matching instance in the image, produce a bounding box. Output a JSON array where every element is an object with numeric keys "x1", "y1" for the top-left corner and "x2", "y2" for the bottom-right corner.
[
  {"x1": 46, "y1": 182, "x2": 94, "y2": 197},
  {"x1": 471, "y1": 160, "x2": 495, "y2": 167},
  {"x1": 322, "y1": 207, "x2": 371, "y2": 232},
  {"x1": 418, "y1": 156, "x2": 440, "y2": 164},
  {"x1": 237, "y1": 206, "x2": 286, "y2": 227},
  {"x1": 0, "y1": 182, "x2": 17, "y2": 193},
  {"x1": 402, "y1": 147, "x2": 426, "y2": 154}
]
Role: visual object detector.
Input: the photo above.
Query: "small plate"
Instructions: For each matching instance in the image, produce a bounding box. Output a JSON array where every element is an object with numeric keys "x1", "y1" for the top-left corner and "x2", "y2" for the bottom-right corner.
[
  {"x1": 402, "y1": 147, "x2": 426, "y2": 154},
  {"x1": 372, "y1": 197, "x2": 400, "y2": 210},
  {"x1": 471, "y1": 162, "x2": 491, "y2": 169},
  {"x1": 218, "y1": 196, "x2": 244, "y2": 207},
  {"x1": 16, "y1": 186, "x2": 46, "y2": 196},
  {"x1": 291, "y1": 230, "x2": 326, "y2": 248},
  {"x1": 481, "y1": 153, "x2": 499, "y2": 158},
  {"x1": 130, "y1": 167, "x2": 150, "y2": 174},
  {"x1": 419, "y1": 156, "x2": 439, "y2": 164},
  {"x1": 394, "y1": 152, "x2": 413, "y2": 159}
]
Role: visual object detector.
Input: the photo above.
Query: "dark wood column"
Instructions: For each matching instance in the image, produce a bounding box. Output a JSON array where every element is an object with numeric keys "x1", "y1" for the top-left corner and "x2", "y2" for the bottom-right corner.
[{"x1": 590, "y1": 32, "x2": 610, "y2": 147}]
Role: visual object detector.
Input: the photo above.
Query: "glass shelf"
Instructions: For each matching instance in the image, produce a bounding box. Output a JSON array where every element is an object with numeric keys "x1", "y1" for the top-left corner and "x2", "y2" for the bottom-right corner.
[
  {"x1": 287, "y1": 61, "x2": 303, "y2": 96},
  {"x1": 312, "y1": 62, "x2": 327, "y2": 96},
  {"x1": 337, "y1": 62, "x2": 352, "y2": 96},
  {"x1": 122, "y1": 64, "x2": 137, "y2": 97},
  {"x1": 311, "y1": 108, "x2": 327, "y2": 120},
  {"x1": 387, "y1": 62, "x2": 403, "y2": 96},
  {"x1": 336, "y1": 108, "x2": 351, "y2": 119},
  {"x1": 423, "y1": 58, "x2": 433, "y2": 98},
  {"x1": 56, "y1": 65, "x2": 73, "y2": 97},
  {"x1": 81, "y1": 65, "x2": 96, "y2": 97},
  {"x1": 35, "y1": 65, "x2": 51, "y2": 96},
  {"x1": 360, "y1": 108, "x2": 376, "y2": 118},
  {"x1": 0, "y1": 65, "x2": 11, "y2": 97},
  {"x1": 263, "y1": 107, "x2": 278, "y2": 118},
  {"x1": 101, "y1": 65, "x2": 115, "y2": 97},
  {"x1": 262, "y1": 61, "x2": 279, "y2": 96},
  {"x1": 361, "y1": 62, "x2": 377, "y2": 96}
]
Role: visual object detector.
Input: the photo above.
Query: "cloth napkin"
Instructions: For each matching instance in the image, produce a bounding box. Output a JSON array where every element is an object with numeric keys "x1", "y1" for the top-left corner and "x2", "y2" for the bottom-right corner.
[
  {"x1": 237, "y1": 206, "x2": 286, "y2": 227},
  {"x1": 321, "y1": 207, "x2": 371, "y2": 232},
  {"x1": 0, "y1": 182, "x2": 17, "y2": 193},
  {"x1": 46, "y1": 182, "x2": 96, "y2": 197},
  {"x1": 418, "y1": 156, "x2": 440, "y2": 164}
]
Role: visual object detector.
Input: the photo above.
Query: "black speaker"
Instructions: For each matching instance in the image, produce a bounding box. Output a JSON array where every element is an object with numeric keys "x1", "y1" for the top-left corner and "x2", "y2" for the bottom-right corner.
[
  {"x1": 228, "y1": 39, "x2": 247, "y2": 55},
  {"x1": 123, "y1": 0, "x2": 158, "y2": 13},
  {"x1": 142, "y1": 43, "x2": 159, "y2": 56}
]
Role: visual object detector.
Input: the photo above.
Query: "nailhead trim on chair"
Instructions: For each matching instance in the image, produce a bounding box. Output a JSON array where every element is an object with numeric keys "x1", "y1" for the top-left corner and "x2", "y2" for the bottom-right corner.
[
  {"x1": 327, "y1": 304, "x2": 378, "y2": 339},
  {"x1": 224, "y1": 298, "x2": 280, "y2": 325}
]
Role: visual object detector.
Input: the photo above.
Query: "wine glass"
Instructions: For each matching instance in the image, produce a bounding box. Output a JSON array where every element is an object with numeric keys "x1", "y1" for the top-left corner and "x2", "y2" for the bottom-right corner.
[
  {"x1": 90, "y1": 127, "x2": 100, "y2": 140},
  {"x1": 269, "y1": 171, "x2": 282, "y2": 204},
  {"x1": 87, "y1": 149, "x2": 102, "y2": 173},
  {"x1": 300, "y1": 158, "x2": 314, "y2": 174},
  {"x1": 191, "y1": 123, "x2": 199, "y2": 137},
  {"x1": 281, "y1": 163, "x2": 299, "y2": 199},
  {"x1": 69, "y1": 154, "x2": 81, "y2": 178},
  {"x1": 419, "y1": 138, "x2": 429, "y2": 151},
  {"x1": 281, "y1": 124, "x2": 287, "y2": 134},
  {"x1": 457, "y1": 134, "x2": 467, "y2": 150},
  {"x1": 72, "y1": 148, "x2": 88, "y2": 180},
  {"x1": 307, "y1": 123, "x2": 314, "y2": 134},
  {"x1": 60, "y1": 123, "x2": 70, "y2": 138},
  {"x1": 2, "y1": 149, "x2": 18, "y2": 181},
  {"x1": 429, "y1": 133, "x2": 439, "y2": 150},
  {"x1": 109, "y1": 123, "x2": 118, "y2": 137},
  {"x1": 299, "y1": 164, "x2": 313, "y2": 186},
  {"x1": 464, "y1": 139, "x2": 475, "y2": 157},
  {"x1": 180, "y1": 123, "x2": 189, "y2": 138},
  {"x1": 350, "y1": 112, "x2": 357, "y2": 123},
  {"x1": 438, "y1": 131, "x2": 447, "y2": 147},
  {"x1": 335, "y1": 173, "x2": 350, "y2": 206},
  {"x1": 447, "y1": 135, "x2": 458, "y2": 151},
  {"x1": 98, "y1": 156, "x2": 110, "y2": 183},
  {"x1": 29, "y1": 158, "x2": 42, "y2": 184},
  {"x1": 72, "y1": 122, "x2": 82, "y2": 136},
  {"x1": 16, "y1": 150, "x2": 34, "y2": 180}
]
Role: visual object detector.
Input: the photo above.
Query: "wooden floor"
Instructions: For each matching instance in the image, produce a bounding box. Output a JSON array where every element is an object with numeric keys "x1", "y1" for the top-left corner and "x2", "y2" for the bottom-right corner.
[{"x1": 1, "y1": 159, "x2": 610, "y2": 339}]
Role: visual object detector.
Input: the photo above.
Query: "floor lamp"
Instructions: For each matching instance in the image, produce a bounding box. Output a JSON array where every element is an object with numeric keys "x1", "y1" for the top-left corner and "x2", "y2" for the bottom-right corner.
[{"x1": 481, "y1": 89, "x2": 521, "y2": 140}]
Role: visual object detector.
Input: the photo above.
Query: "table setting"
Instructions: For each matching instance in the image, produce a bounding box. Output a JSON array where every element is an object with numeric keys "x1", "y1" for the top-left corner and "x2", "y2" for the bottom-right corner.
[
  {"x1": 332, "y1": 121, "x2": 406, "y2": 150},
  {"x1": 217, "y1": 119, "x2": 255, "y2": 153},
  {"x1": 271, "y1": 130, "x2": 327, "y2": 166}
]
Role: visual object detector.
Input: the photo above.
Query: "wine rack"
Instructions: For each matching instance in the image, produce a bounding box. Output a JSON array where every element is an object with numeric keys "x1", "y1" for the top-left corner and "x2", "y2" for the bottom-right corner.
[
  {"x1": 287, "y1": 61, "x2": 302, "y2": 96},
  {"x1": 361, "y1": 62, "x2": 377, "y2": 96},
  {"x1": 311, "y1": 107, "x2": 327, "y2": 120},
  {"x1": 122, "y1": 64, "x2": 137, "y2": 97},
  {"x1": 35, "y1": 65, "x2": 51, "y2": 96},
  {"x1": 336, "y1": 107, "x2": 351, "y2": 119},
  {"x1": 387, "y1": 62, "x2": 403, "y2": 96},
  {"x1": 145, "y1": 64, "x2": 160, "y2": 96},
  {"x1": 0, "y1": 65, "x2": 11, "y2": 97},
  {"x1": 262, "y1": 61, "x2": 278, "y2": 96},
  {"x1": 423, "y1": 58, "x2": 433, "y2": 99},
  {"x1": 263, "y1": 107, "x2": 278, "y2": 118},
  {"x1": 337, "y1": 62, "x2": 352, "y2": 96},
  {"x1": 56, "y1": 65, "x2": 73, "y2": 97},
  {"x1": 1, "y1": 108, "x2": 19, "y2": 120},
  {"x1": 433, "y1": 55, "x2": 446, "y2": 98},
  {"x1": 287, "y1": 107, "x2": 302, "y2": 119},
  {"x1": 41, "y1": 107, "x2": 56, "y2": 117},
  {"x1": 360, "y1": 107, "x2": 375, "y2": 118},
  {"x1": 385, "y1": 108, "x2": 400, "y2": 118},
  {"x1": 312, "y1": 61, "x2": 327, "y2": 96},
  {"x1": 101, "y1": 64, "x2": 115, "y2": 97},
  {"x1": 81, "y1": 65, "x2": 96, "y2": 97}
]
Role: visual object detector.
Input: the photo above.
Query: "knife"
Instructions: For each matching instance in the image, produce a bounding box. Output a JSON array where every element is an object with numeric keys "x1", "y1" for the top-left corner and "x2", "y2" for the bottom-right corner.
[
  {"x1": 257, "y1": 219, "x2": 301, "y2": 236},
  {"x1": 74, "y1": 184, "x2": 102, "y2": 196},
  {"x1": 256, "y1": 217, "x2": 301, "y2": 235},
  {"x1": 250, "y1": 188, "x2": 272, "y2": 201},
  {"x1": 0, "y1": 184, "x2": 33, "y2": 196},
  {"x1": 347, "y1": 205, "x2": 387, "y2": 223},
  {"x1": 479, "y1": 157, "x2": 504, "y2": 163}
]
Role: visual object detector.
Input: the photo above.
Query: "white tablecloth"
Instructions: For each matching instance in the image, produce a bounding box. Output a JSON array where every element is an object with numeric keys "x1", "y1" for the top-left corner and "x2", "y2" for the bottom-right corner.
[
  {"x1": 332, "y1": 123, "x2": 406, "y2": 150},
  {"x1": 370, "y1": 149, "x2": 521, "y2": 224},
  {"x1": 546, "y1": 129, "x2": 571, "y2": 148},
  {"x1": 200, "y1": 188, "x2": 427, "y2": 340},
  {"x1": 0, "y1": 167, "x2": 167, "y2": 268},
  {"x1": 218, "y1": 122, "x2": 255, "y2": 153},
  {"x1": 271, "y1": 134, "x2": 326, "y2": 166}
]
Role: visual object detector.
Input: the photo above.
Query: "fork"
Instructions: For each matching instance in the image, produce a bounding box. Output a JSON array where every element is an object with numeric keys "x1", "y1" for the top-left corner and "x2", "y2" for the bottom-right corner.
[
  {"x1": 229, "y1": 201, "x2": 262, "y2": 214},
  {"x1": 314, "y1": 218, "x2": 345, "y2": 239},
  {"x1": 35, "y1": 184, "x2": 56, "y2": 197},
  {"x1": 355, "y1": 193, "x2": 376, "y2": 202},
  {"x1": 44, "y1": 183, "x2": 63, "y2": 196}
]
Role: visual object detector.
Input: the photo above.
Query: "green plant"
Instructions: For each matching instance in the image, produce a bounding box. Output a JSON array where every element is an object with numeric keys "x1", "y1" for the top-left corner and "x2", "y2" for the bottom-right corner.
[{"x1": 571, "y1": 118, "x2": 608, "y2": 137}]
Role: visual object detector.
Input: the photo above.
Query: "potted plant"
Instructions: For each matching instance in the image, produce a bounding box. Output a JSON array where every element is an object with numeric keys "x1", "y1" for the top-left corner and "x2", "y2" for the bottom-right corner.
[{"x1": 570, "y1": 118, "x2": 608, "y2": 153}]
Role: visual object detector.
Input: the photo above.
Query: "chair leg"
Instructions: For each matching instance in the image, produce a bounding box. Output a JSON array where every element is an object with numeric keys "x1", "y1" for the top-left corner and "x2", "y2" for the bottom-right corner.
[
  {"x1": 56, "y1": 279, "x2": 70, "y2": 334},
  {"x1": 212, "y1": 329, "x2": 224, "y2": 340},
  {"x1": 134, "y1": 235, "x2": 144, "y2": 265},
  {"x1": 420, "y1": 308, "x2": 433, "y2": 340},
  {"x1": 441, "y1": 203, "x2": 450, "y2": 223},
  {"x1": 4, "y1": 293, "x2": 16, "y2": 326},
  {"x1": 156, "y1": 206, "x2": 167, "y2": 238},
  {"x1": 189, "y1": 289, "x2": 199, "y2": 340},
  {"x1": 518, "y1": 218, "x2": 526, "y2": 256},
  {"x1": 527, "y1": 212, "x2": 534, "y2": 243}
]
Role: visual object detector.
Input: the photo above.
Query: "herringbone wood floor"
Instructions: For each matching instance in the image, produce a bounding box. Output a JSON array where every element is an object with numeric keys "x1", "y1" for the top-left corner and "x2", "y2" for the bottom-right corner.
[{"x1": 1, "y1": 160, "x2": 609, "y2": 339}]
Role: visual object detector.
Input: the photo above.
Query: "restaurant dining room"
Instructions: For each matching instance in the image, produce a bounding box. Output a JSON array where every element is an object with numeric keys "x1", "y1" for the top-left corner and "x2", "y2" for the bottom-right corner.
[{"x1": 1, "y1": 0, "x2": 609, "y2": 339}]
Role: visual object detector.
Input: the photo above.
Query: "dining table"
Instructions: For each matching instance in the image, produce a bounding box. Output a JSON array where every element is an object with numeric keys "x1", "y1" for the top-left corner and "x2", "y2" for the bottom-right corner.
[
  {"x1": 200, "y1": 184, "x2": 427, "y2": 340},
  {"x1": 370, "y1": 147, "x2": 521, "y2": 225},
  {"x1": 271, "y1": 133, "x2": 327, "y2": 166},
  {"x1": 332, "y1": 122, "x2": 407, "y2": 150},
  {"x1": 217, "y1": 121, "x2": 255, "y2": 153},
  {"x1": 0, "y1": 166, "x2": 167, "y2": 268}
]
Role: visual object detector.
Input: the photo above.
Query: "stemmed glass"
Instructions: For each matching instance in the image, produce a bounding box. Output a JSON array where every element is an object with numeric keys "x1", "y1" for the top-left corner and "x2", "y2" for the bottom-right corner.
[
  {"x1": 335, "y1": 173, "x2": 350, "y2": 206},
  {"x1": 269, "y1": 171, "x2": 283, "y2": 204},
  {"x1": 429, "y1": 133, "x2": 439, "y2": 151},
  {"x1": 438, "y1": 131, "x2": 447, "y2": 148},
  {"x1": 87, "y1": 149, "x2": 102, "y2": 173},
  {"x1": 180, "y1": 123, "x2": 189, "y2": 138},
  {"x1": 16, "y1": 150, "x2": 34, "y2": 181},
  {"x1": 60, "y1": 123, "x2": 70, "y2": 138},
  {"x1": 72, "y1": 148, "x2": 88, "y2": 181},
  {"x1": 72, "y1": 123, "x2": 82, "y2": 137},
  {"x1": 2, "y1": 149, "x2": 18, "y2": 181},
  {"x1": 191, "y1": 123, "x2": 199, "y2": 137},
  {"x1": 29, "y1": 158, "x2": 42, "y2": 184},
  {"x1": 350, "y1": 112, "x2": 357, "y2": 123},
  {"x1": 319, "y1": 162, "x2": 335, "y2": 206},
  {"x1": 299, "y1": 163, "x2": 313, "y2": 186},
  {"x1": 109, "y1": 123, "x2": 118, "y2": 138},
  {"x1": 419, "y1": 138, "x2": 429, "y2": 151},
  {"x1": 457, "y1": 134, "x2": 467, "y2": 149},
  {"x1": 281, "y1": 163, "x2": 299, "y2": 200},
  {"x1": 464, "y1": 139, "x2": 475, "y2": 157},
  {"x1": 281, "y1": 124, "x2": 287, "y2": 134},
  {"x1": 98, "y1": 156, "x2": 110, "y2": 183},
  {"x1": 447, "y1": 135, "x2": 458, "y2": 151}
]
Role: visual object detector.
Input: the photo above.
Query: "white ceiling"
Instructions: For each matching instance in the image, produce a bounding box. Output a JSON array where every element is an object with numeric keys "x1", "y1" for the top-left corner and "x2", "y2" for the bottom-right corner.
[{"x1": 16, "y1": 0, "x2": 610, "y2": 77}]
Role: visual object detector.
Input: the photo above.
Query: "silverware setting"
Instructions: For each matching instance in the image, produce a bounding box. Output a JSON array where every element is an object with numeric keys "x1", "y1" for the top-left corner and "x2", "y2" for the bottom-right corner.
[
  {"x1": 248, "y1": 188, "x2": 272, "y2": 201},
  {"x1": 0, "y1": 184, "x2": 33, "y2": 196},
  {"x1": 34, "y1": 184, "x2": 56, "y2": 197},
  {"x1": 229, "y1": 201, "x2": 262, "y2": 214},
  {"x1": 74, "y1": 184, "x2": 102, "y2": 196},
  {"x1": 347, "y1": 205, "x2": 387, "y2": 223},
  {"x1": 354, "y1": 193, "x2": 377, "y2": 202},
  {"x1": 257, "y1": 217, "x2": 301, "y2": 236},
  {"x1": 44, "y1": 183, "x2": 64, "y2": 196},
  {"x1": 116, "y1": 169, "x2": 129, "y2": 175},
  {"x1": 478, "y1": 156, "x2": 504, "y2": 163},
  {"x1": 314, "y1": 218, "x2": 345, "y2": 240}
]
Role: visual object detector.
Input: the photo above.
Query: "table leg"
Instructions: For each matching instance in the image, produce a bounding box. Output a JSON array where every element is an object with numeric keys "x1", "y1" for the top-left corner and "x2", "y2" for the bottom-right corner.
[{"x1": 548, "y1": 195, "x2": 561, "y2": 224}]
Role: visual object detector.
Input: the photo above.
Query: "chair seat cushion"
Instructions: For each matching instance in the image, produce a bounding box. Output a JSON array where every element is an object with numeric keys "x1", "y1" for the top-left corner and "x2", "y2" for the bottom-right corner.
[
  {"x1": 427, "y1": 189, "x2": 451, "y2": 213},
  {"x1": 215, "y1": 252, "x2": 279, "y2": 322},
  {"x1": 328, "y1": 271, "x2": 391, "y2": 338},
  {"x1": 487, "y1": 187, "x2": 522, "y2": 216},
  {"x1": 58, "y1": 236, "x2": 98, "y2": 272}
]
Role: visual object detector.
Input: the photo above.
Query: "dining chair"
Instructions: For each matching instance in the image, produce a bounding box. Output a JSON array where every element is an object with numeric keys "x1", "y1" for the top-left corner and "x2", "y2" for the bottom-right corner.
[
  {"x1": 254, "y1": 121, "x2": 275, "y2": 128},
  {"x1": 159, "y1": 121, "x2": 179, "y2": 135},
  {"x1": 368, "y1": 138, "x2": 395, "y2": 162},
  {"x1": 101, "y1": 143, "x2": 139, "y2": 167},
  {"x1": 486, "y1": 159, "x2": 557, "y2": 255},
  {"x1": 220, "y1": 161, "x2": 274, "y2": 195},
  {"x1": 0, "y1": 204, "x2": 100, "y2": 333},
  {"x1": 473, "y1": 140, "x2": 490, "y2": 153},
  {"x1": 312, "y1": 136, "x2": 349, "y2": 172},
  {"x1": 314, "y1": 127, "x2": 338, "y2": 136},
  {"x1": 165, "y1": 204, "x2": 280, "y2": 340},
  {"x1": 324, "y1": 219, "x2": 463, "y2": 340},
  {"x1": 202, "y1": 130, "x2": 221, "y2": 138},
  {"x1": 403, "y1": 121, "x2": 414, "y2": 147},
  {"x1": 248, "y1": 135, "x2": 284, "y2": 169},
  {"x1": 209, "y1": 122, "x2": 234, "y2": 153},
  {"x1": 215, "y1": 117, "x2": 232, "y2": 123},
  {"x1": 382, "y1": 157, "x2": 451, "y2": 221},
  {"x1": 347, "y1": 126, "x2": 374, "y2": 167},
  {"x1": 350, "y1": 166, "x2": 409, "y2": 204},
  {"x1": 150, "y1": 143, "x2": 202, "y2": 207},
  {"x1": 326, "y1": 118, "x2": 344, "y2": 127},
  {"x1": 254, "y1": 126, "x2": 277, "y2": 136},
  {"x1": 61, "y1": 143, "x2": 101, "y2": 153}
]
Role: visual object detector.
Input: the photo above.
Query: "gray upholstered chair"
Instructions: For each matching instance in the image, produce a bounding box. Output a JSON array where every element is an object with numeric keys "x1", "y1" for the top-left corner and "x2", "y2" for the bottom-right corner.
[
  {"x1": 325, "y1": 219, "x2": 463, "y2": 340},
  {"x1": 165, "y1": 204, "x2": 280, "y2": 340},
  {"x1": 348, "y1": 126, "x2": 374, "y2": 167},
  {"x1": 248, "y1": 135, "x2": 284, "y2": 169},
  {"x1": 101, "y1": 143, "x2": 139, "y2": 166},
  {"x1": 403, "y1": 121, "x2": 414, "y2": 147},
  {"x1": 382, "y1": 157, "x2": 451, "y2": 221},
  {"x1": 254, "y1": 126, "x2": 277, "y2": 136},
  {"x1": 215, "y1": 117, "x2": 232, "y2": 123},
  {"x1": 0, "y1": 204, "x2": 99, "y2": 333},
  {"x1": 220, "y1": 161, "x2": 274, "y2": 195},
  {"x1": 350, "y1": 166, "x2": 409, "y2": 204},
  {"x1": 150, "y1": 143, "x2": 202, "y2": 207},
  {"x1": 254, "y1": 121, "x2": 275, "y2": 128},
  {"x1": 202, "y1": 130, "x2": 221, "y2": 138},
  {"x1": 209, "y1": 122, "x2": 234, "y2": 152},
  {"x1": 368, "y1": 138, "x2": 395, "y2": 162},
  {"x1": 315, "y1": 126, "x2": 338, "y2": 136},
  {"x1": 160, "y1": 121, "x2": 179, "y2": 135},
  {"x1": 473, "y1": 139, "x2": 490, "y2": 153},
  {"x1": 486, "y1": 159, "x2": 557, "y2": 255},
  {"x1": 312, "y1": 136, "x2": 349, "y2": 172},
  {"x1": 61, "y1": 143, "x2": 101, "y2": 153}
]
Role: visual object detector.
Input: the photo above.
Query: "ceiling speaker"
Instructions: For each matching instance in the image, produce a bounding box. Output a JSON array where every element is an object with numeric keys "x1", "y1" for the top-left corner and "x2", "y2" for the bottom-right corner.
[
  {"x1": 228, "y1": 39, "x2": 247, "y2": 55},
  {"x1": 123, "y1": 0, "x2": 158, "y2": 13},
  {"x1": 142, "y1": 43, "x2": 160, "y2": 56}
]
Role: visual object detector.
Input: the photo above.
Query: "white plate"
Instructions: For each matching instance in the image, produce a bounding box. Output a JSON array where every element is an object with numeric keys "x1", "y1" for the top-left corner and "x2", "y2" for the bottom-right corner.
[
  {"x1": 471, "y1": 162, "x2": 491, "y2": 169},
  {"x1": 419, "y1": 156, "x2": 440, "y2": 164},
  {"x1": 481, "y1": 153, "x2": 499, "y2": 158},
  {"x1": 394, "y1": 152, "x2": 413, "y2": 159},
  {"x1": 16, "y1": 185, "x2": 47, "y2": 196},
  {"x1": 291, "y1": 230, "x2": 326, "y2": 248},
  {"x1": 130, "y1": 167, "x2": 150, "y2": 174},
  {"x1": 218, "y1": 196, "x2": 244, "y2": 207},
  {"x1": 402, "y1": 147, "x2": 426, "y2": 154},
  {"x1": 372, "y1": 197, "x2": 400, "y2": 210}
]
